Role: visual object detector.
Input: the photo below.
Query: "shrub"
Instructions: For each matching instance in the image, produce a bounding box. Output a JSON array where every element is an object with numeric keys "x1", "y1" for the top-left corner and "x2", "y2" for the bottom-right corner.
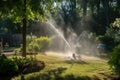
[
  {"x1": 26, "y1": 35, "x2": 37, "y2": 47},
  {"x1": 108, "y1": 44, "x2": 120, "y2": 76},
  {"x1": 36, "y1": 36, "x2": 51, "y2": 52},
  {"x1": 0, "y1": 55, "x2": 18, "y2": 76},
  {"x1": 26, "y1": 35, "x2": 37, "y2": 53},
  {"x1": 27, "y1": 36, "x2": 51, "y2": 53},
  {"x1": 12, "y1": 56, "x2": 45, "y2": 74},
  {"x1": 28, "y1": 43, "x2": 40, "y2": 53},
  {"x1": 105, "y1": 27, "x2": 120, "y2": 45}
]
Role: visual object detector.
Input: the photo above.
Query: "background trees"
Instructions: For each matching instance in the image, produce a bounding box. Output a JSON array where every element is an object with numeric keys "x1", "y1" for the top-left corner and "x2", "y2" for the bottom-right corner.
[
  {"x1": 50, "y1": 0, "x2": 119, "y2": 36},
  {"x1": 0, "y1": 0, "x2": 55, "y2": 57},
  {"x1": 0, "y1": 0, "x2": 120, "y2": 56}
]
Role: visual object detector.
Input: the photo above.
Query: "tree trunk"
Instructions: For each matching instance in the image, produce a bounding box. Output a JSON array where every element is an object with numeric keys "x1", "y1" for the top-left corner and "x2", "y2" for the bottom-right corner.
[
  {"x1": 22, "y1": 0, "x2": 27, "y2": 57},
  {"x1": 97, "y1": 0, "x2": 100, "y2": 16},
  {"x1": 22, "y1": 18, "x2": 26, "y2": 57},
  {"x1": 117, "y1": 0, "x2": 120, "y2": 11},
  {"x1": 82, "y1": 0, "x2": 88, "y2": 16},
  {"x1": 102, "y1": 0, "x2": 109, "y2": 26}
]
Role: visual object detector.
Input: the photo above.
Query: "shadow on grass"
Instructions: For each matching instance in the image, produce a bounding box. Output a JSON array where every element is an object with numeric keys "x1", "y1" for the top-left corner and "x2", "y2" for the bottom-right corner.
[
  {"x1": 25, "y1": 67, "x2": 101, "y2": 80},
  {"x1": 99, "y1": 53, "x2": 110, "y2": 60},
  {"x1": 0, "y1": 76, "x2": 13, "y2": 80},
  {"x1": 98, "y1": 72, "x2": 120, "y2": 80},
  {"x1": 64, "y1": 59, "x2": 87, "y2": 64}
]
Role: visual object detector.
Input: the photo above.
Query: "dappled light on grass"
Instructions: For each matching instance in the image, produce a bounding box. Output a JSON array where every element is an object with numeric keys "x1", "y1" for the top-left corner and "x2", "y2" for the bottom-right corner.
[{"x1": 11, "y1": 52, "x2": 117, "y2": 80}]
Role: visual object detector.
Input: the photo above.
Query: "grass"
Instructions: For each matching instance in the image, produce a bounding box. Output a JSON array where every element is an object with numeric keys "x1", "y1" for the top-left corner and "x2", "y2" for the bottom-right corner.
[{"x1": 11, "y1": 52, "x2": 115, "y2": 80}]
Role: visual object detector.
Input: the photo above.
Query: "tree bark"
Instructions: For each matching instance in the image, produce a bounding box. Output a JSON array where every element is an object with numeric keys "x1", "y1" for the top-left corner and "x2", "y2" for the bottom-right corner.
[
  {"x1": 82, "y1": 0, "x2": 88, "y2": 17},
  {"x1": 102, "y1": 0, "x2": 109, "y2": 26},
  {"x1": 97, "y1": 0, "x2": 100, "y2": 16},
  {"x1": 117, "y1": 0, "x2": 120, "y2": 11},
  {"x1": 22, "y1": 18, "x2": 26, "y2": 57},
  {"x1": 22, "y1": 0, "x2": 27, "y2": 57}
]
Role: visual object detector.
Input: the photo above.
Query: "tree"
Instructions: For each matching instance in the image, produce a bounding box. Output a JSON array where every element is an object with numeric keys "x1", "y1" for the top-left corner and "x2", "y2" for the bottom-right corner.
[
  {"x1": 81, "y1": 0, "x2": 88, "y2": 16},
  {"x1": 51, "y1": 0, "x2": 82, "y2": 35},
  {"x1": 101, "y1": 0, "x2": 110, "y2": 26},
  {"x1": 0, "y1": 18, "x2": 22, "y2": 34},
  {"x1": 113, "y1": 18, "x2": 120, "y2": 28},
  {"x1": 0, "y1": 0, "x2": 55, "y2": 57}
]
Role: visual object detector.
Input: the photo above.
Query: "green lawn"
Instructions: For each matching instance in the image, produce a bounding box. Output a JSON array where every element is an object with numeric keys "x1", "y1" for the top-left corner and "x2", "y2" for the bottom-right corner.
[{"x1": 12, "y1": 52, "x2": 115, "y2": 80}]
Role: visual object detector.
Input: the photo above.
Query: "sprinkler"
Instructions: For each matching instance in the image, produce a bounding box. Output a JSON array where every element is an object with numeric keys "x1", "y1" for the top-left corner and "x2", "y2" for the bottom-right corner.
[{"x1": 72, "y1": 53, "x2": 76, "y2": 60}]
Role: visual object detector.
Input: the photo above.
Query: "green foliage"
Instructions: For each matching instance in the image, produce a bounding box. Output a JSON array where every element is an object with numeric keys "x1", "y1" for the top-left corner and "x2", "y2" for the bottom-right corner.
[
  {"x1": 113, "y1": 18, "x2": 120, "y2": 28},
  {"x1": 12, "y1": 54, "x2": 111, "y2": 80},
  {"x1": 106, "y1": 27, "x2": 120, "y2": 43},
  {"x1": 110, "y1": 18, "x2": 120, "y2": 43},
  {"x1": 108, "y1": 44, "x2": 120, "y2": 76},
  {"x1": 0, "y1": 0, "x2": 54, "y2": 22},
  {"x1": 0, "y1": 55, "x2": 18, "y2": 76},
  {"x1": 0, "y1": 19, "x2": 22, "y2": 34},
  {"x1": 105, "y1": 18, "x2": 120, "y2": 44},
  {"x1": 105, "y1": 27, "x2": 117, "y2": 39},
  {"x1": 12, "y1": 56, "x2": 36, "y2": 67},
  {"x1": 35, "y1": 36, "x2": 51, "y2": 52},
  {"x1": 27, "y1": 43, "x2": 40, "y2": 53},
  {"x1": 96, "y1": 35, "x2": 115, "y2": 51},
  {"x1": 26, "y1": 34, "x2": 37, "y2": 47},
  {"x1": 27, "y1": 36, "x2": 51, "y2": 53},
  {"x1": 12, "y1": 56, "x2": 35, "y2": 73},
  {"x1": 97, "y1": 35, "x2": 114, "y2": 44},
  {"x1": 0, "y1": 0, "x2": 55, "y2": 57},
  {"x1": 14, "y1": 48, "x2": 20, "y2": 55},
  {"x1": 12, "y1": 56, "x2": 45, "y2": 74}
]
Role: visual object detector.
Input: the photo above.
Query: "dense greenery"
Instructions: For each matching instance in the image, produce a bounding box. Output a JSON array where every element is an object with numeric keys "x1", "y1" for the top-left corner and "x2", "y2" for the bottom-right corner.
[
  {"x1": 1, "y1": 0, "x2": 119, "y2": 35},
  {"x1": 0, "y1": 0, "x2": 120, "y2": 56},
  {"x1": 0, "y1": 0, "x2": 55, "y2": 57},
  {"x1": 27, "y1": 36, "x2": 51, "y2": 53},
  {"x1": 51, "y1": 0, "x2": 120, "y2": 35},
  {"x1": 0, "y1": 54, "x2": 45, "y2": 77},
  {"x1": 108, "y1": 18, "x2": 120, "y2": 76},
  {"x1": 12, "y1": 56, "x2": 45, "y2": 74},
  {"x1": 0, "y1": 55, "x2": 18, "y2": 76},
  {"x1": 0, "y1": 0, "x2": 120, "y2": 79},
  {"x1": 0, "y1": 19, "x2": 22, "y2": 34},
  {"x1": 12, "y1": 54, "x2": 111, "y2": 80},
  {"x1": 108, "y1": 44, "x2": 120, "y2": 76}
]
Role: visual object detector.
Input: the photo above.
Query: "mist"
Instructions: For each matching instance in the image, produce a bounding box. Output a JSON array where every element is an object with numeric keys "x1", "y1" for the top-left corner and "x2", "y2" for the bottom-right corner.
[{"x1": 28, "y1": 15, "x2": 100, "y2": 60}]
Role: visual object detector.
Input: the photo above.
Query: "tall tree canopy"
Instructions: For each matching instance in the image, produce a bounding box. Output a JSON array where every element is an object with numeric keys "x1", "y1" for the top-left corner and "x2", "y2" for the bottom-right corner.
[
  {"x1": 0, "y1": 0, "x2": 120, "y2": 57},
  {"x1": 0, "y1": 0, "x2": 57, "y2": 57}
]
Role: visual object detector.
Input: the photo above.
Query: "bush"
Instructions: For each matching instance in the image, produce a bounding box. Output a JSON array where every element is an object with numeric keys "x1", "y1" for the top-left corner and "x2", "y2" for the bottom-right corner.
[
  {"x1": 27, "y1": 36, "x2": 51, "y2": 53},
  {"x1": 108, "y1": 44, "x2": 120, "y2": 76},
  {"x1": 26, "y1": 35, "x2": 37, "y2": 46},
  {"x1": 12, "y1": 56, "x2": 45, "y2": 74},
  {"x1": 26, "y1": 35, "x2": 37, "y2": 53},
  {"x1": 0, "y1": 55, "x2": 18, "y2": 76},
  {"x1": 0, "y1": 55, "x2": 45, "y2": 77}
]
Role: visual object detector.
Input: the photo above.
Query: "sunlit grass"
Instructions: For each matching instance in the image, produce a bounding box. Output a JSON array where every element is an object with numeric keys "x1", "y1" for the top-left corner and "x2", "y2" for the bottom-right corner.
[{"x1": 12, "y1": 53, "x2": 112, "y2": 80}]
